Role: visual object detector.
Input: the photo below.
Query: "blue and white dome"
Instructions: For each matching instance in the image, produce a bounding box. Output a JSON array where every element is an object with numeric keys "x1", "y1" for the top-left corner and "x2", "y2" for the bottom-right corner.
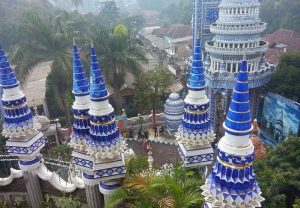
[
  {"x1": 70, "y1": 40, "x2": 91, "y2": 148},
  {"x1": 177, "y1": 39, "x2": 215, "y2": 146},
  {"x1": 0, "y1": 46, "x2": 40, "y2": 138},
  {"x1": 201, "y1": 58, "x2": 264, "y2": 207},
  {"x1": 164, "y1": 92, "x2": 184, "y2": 136},
  {"x1": 87, "y1": 42, "x2": 126, "y2": 159}
]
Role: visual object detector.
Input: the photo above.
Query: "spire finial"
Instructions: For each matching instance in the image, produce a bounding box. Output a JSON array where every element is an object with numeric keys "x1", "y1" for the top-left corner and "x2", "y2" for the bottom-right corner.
[
  {"x1": 187, "y1": 38, "x2": 206, "y2": 91},
  {"x1": 91, "y1": 39, "x2": 94, "y2": 48},
  {"x1": 72, "y1": 40, "x2": 89, "y2": 96},
  {"x1": 90, "y1": 44, "x2": 109, "y2": 102}
]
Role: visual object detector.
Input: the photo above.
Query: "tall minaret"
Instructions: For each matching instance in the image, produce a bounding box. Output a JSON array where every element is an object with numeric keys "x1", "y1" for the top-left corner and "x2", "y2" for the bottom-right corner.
[
  {"x1": 69, "y1": 38, "x2": 90, "y2": 149},
  {"x1": 201, "y1": 57, "x2": 264, "y2": 207},
  {"x1": 70, "y1": 40, "x2": 105, "y2": 208},
  {"x1": 0, "y1": 46, "x2": 44, "y2": 207},
  {"x1": 88, "y1": 41, "x2": 127, "y2": 202},
  {"x1": 177, "y1": 39, "x2": 215, "y2": 167}
]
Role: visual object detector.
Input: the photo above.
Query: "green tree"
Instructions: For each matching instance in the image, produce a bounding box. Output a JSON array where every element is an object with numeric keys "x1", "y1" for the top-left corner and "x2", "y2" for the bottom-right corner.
[
  {"x1": 134, "y1": 66, "x2": 173, "y2": 116},
  {"x1": 107, "y1": 165, "x2": 204, "y2": 208},
  {"x1": 266, "y1": 52, "x2": 300, "y2": 101},
  {"x1": 260, "y1": 0, "x2": 300, "y2": 33},
  {"x1": 14, "y1": 10, "x2": 86, "y2": 123},
  {"x1": 47, "y1": 144, "x2": 73, "y2": 161},
  {"x1": 254, "y1": 136, "x2": 300, "y2": 208},
  {"x1": 98, "y1": 1, "x2": 120, "y2": 28},
  {"x1": 160, "y1": 0, "x2": 193, "y2": 26},
  {"x1": 92, "y1": 25, "x2": 148, "y2": 114}
]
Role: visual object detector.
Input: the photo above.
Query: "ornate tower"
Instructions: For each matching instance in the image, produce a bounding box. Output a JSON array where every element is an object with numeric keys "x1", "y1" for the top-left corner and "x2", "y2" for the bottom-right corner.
[
  {"x1": 201, "y1": 58, "x2": 264, "y2": 207},
  {"x1": 70, "y1": 40, "x2": 105, "y2": 208},
  {"x1": 164, "y1": 92, "x2": 184, "y2": 136},
  {"x1": 87, "y1": 41, "x2": 127, "y2": 201},
  {"x1": 204, "y1": 0, "x2": 275, "y2": 130},
  {"x1": 177, "y1": 39, "x2": 215, "y2": 168},
  {"x1": 193, "y1": 0, "x2": 220, "y2": 47},
  {"x1": 0, "y1": 46, "x2": 44, "y2": 207}
]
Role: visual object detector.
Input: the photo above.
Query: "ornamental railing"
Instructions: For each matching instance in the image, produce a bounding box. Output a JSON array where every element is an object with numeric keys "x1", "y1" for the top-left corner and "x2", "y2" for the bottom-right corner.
[
  {"x1": 210, "y1": 22, "x2": 266, "y2": 35},
  {"x1": 205, "y1": 41, "x2": 268, "y2": 55}
]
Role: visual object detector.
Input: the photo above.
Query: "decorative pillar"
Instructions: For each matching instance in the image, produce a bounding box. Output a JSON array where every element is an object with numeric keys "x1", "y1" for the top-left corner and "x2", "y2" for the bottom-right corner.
[
  {"x1": 0, "y1": 46, "x2": 45, "y2": 208},
  {"x1": 69, "y1": 40, "x2": 104, "y2": 208},
  {"x1": 177, "y1": 39, "x2": 215, "y2": 168},
  {"x1": 87, "y1": 42, "x2": 127, "y2": 204},
  {"x1": 201, "y1": 58, "x2": 264, "y2": 207}
]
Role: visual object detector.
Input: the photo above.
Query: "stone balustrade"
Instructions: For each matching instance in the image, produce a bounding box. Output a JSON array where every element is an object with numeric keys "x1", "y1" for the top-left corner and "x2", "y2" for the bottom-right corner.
[
  {"x1": 210, "y1": 22, "x2": 267, "y2": 35},
  {"x1": 206, "y1": 41, "x2": 268, "y2": 55}
]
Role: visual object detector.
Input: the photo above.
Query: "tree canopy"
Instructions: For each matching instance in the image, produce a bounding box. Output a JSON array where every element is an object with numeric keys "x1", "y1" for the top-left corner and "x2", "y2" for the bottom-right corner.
[
  {"x1": 266, "y1": 52, "x2": 300, "y2": 102},
  {"x1": 254, "y1": 136, "x2": 300, "y2": 208},
  {"x1": 260, "y1": 0, "x2": 300, "y2": 33},
  {"x1": 134, "y1": 66, "x2": 173, "y2": 114}
]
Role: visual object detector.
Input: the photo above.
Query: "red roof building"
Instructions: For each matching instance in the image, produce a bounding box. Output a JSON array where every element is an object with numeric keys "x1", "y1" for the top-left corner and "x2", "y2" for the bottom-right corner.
[{"x1": 263, "y1": 29, "x2": 300, "y2": 64}]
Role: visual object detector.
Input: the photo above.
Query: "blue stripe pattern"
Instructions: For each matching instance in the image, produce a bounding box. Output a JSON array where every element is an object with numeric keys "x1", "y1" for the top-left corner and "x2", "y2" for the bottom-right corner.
[
  {"x1": 72, "y1": 44, "x2": 89, "y2": 96},
  {"x1": 0, "y1": 46, "x2": 19, "y2": 89},
  {"x1": 224, "y1": 60, "x2": 252, "y2": 133},
  {"x1": 71, "y1": 43, "x2": 90, "y2": 145},
  {"x1": 90, "y1": 47, "x2": 109, "y2": 101},
  {"x1": 187, "y1": 39, "x2": 206, "y2": 91},
  {"x1": 0, "y1": 46, "x2": 35, "y2": 135}
]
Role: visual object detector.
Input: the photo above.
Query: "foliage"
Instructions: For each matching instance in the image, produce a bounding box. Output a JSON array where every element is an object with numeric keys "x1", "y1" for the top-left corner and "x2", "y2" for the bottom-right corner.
[
  {"x1": 126, "y1": 156, "x2": 148, "y2": 175},
  {"x1": 260, "y1": 0, "x2": 300, "y2": 33},
  {"x1": 160, "y1": 0, "x2": 193, "y2": 26},
  {"x1": 14, "y1": 9, "x2": 87, "y2": 123},
  {"x1": 134, "y1": 66, "x2": 173, "y2": 114},
  {"x1": 47, "y1": 144, "x2": 72, "y2": 161},
  {"x1": 254, "y1": 136, "x2": 300, "y2": 208},
  {"x1": 98, "y1": 1, "x2": 120, "y2": 28},
  {"x1": 70, "y1": 0, "x2": 83, "y2": 10},
  {"x1": 266, "y1": 52, "x2": 300, "y2": 101},
  {"x1": 54, "y1": 195, "x2": 84, "y2": 208},
  {"x1": 91, "y1": 25, "x2": 148, "y2": 113},
  {"x1": 107, "y1": 165, "x2": 204, "y2": 208},
  {"x1": 0, "y1": 129, "x2": 5, "y2": 153},
  {"x1": 0, "y1": 0, "x2": 52, "y2": 49}
]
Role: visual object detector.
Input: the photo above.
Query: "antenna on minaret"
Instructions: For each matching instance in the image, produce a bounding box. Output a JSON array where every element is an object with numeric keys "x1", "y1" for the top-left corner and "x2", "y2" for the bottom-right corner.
[
  {"x1": 73, "y1": 37, "x2": 76, "y2": 46},
  {"x1": 91, "y1": 39, "x2": 94, "y2": 48}
]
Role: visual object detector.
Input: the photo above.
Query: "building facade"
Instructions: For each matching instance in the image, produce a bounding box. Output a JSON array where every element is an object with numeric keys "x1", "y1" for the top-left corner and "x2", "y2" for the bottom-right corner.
[
  {"x1": 203, "y1": 0, "x2": 276, "y2": 131},
  {"x1": 193, "y1": 0, "x2": 221, "y2": 47}
]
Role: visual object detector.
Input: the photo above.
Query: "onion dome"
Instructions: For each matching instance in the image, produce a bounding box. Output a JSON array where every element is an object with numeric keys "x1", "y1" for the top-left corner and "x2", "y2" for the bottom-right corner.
[
  {"x1": 164, "y1": 92, "x2": 184, "y2": 136},
  {"x1": 177, "y1": 39, "x2": 215, "y2": 146},
  {"x1": 70, "y1": 39, "x2": 90, "y2": 147},
  {"x1": 187, "y1": 39, "x2": 206, "y2": 91},
  {"x1": 0, "y1": 46, "x2": 40, "y2": 138},
  {"x1": 88, "y1": 42, "x2": 126, "y2": 159},
  {"x1": 201, "y1": 58, "x2": 264, "y2": 208}
]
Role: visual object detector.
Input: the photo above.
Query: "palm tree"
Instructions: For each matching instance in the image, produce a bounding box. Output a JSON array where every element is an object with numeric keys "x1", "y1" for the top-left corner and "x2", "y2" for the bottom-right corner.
[
  {"x1": 92, "y1": 24, "x2": 148, "y2": 114},
  {"x1": 106, "y1": 165, "x2": 204, "y2": 208},
  {"x1": 13, "y1": 10, "x2": 86, "y2": 123}
]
